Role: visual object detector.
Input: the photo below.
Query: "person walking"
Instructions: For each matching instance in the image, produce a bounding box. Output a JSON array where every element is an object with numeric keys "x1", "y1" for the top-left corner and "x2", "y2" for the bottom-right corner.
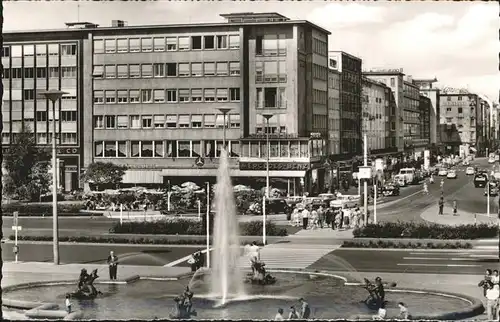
[
  {"x1": 299, "y1": 298, "x2": 311, "y2": 319},
  {"x1": 438, "y1": 196, "x2": 444, "y2": 215},
  {"x1": 301, "y1": 206, "x2": 310, "y2": 230},
  {"x1": 452, "y1": 199, "x2": 458, "y2": 216},
  {"x1": 274, "y1": 308, "x2": 284, "y2": 320},
  {"x1": 485, "y1": 282, "x2": 499, "y2": 320},
  {"x1": 398, "y1": 302, "x2": 410, "y2": 320},
  {"x1": 107, "y1": 250, "x2": 119, "y2": 280},
  {"x1": 65, "y1": 294, "x2": 72, "y2": 313},
  {"x1": 288, "y1": 306, "x2": 299, "y2": 319}
]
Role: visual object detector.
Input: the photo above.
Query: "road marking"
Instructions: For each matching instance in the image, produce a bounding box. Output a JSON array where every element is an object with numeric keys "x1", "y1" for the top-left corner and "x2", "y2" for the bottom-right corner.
[
  {"x1": 397, "y1": 263, "x2": 481, "y2": 267},
  {"x1": 403, "y1": 257, "x2": 477, "y2": 261}
]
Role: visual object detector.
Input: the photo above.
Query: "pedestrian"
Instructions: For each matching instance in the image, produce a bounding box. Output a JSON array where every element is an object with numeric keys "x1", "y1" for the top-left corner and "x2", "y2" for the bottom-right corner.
[
  {"x1": 492, "y1": 270, "x2": 499, "y2": 285},
  {"x1": 274, "y1": 308, "x2": 284, "y2": 320},
  {"x1": 187, "y1": 253, "x2": 197, "y2": 272},
  {"x1": 372, "y1": 301, "x2": 387, "y2": 320},
  {"x1": 398, "y1": 302, "x2": 410, "y2": 320},
  {"x1": 107, "y1": 250, "x2": 119, "y2": 280},
  {"x1": 318, "y1": 205, "x2": 325, "y2": 228},
  {"x1": 452, "y1": 199, "x2": 458, "y2": 216},
  {"x1": 65, "y1": 294, "x2": 72, "y2": 313},
  {"x1": 301, "y1": 206, "x2": 310, "y2": 230},
  {"x1": 299, "y1": 298, "x2": 311, "y2": 319},
  {"x1": 438, "y1": 196, "x2": 444, "y2": 215},
  {"x1": 485, "y1": 282, "x2": 499, "y2": 320},
  {"x1": 479, "y1": 269, "x2": 493, "y2": 297},
  {"x1": 288, "y1": 306, "x2": 299, "y2": 319}
]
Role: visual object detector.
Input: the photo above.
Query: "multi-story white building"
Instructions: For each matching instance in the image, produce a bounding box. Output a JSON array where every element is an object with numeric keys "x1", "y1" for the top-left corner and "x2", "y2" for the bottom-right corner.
[{"x1": 361, "y1": 76, "x2": 391, "y2": 152}]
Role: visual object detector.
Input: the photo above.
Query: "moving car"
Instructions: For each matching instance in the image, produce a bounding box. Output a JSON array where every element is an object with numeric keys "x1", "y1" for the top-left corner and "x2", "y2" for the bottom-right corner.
[
  {"x1": 394, "y1": 174, "x2": 407, "y2": 187},
  {"x1": 382, "y1": 183, "x2": 400, "y2": 196},
  {"x1": 438, "y1": 168, "x2": 448, "y2": 176},
  {"x1": 474, "y1": 173, "x2": 488, "y2": 188},
  {"x1": 465, "y1": 167, "x2": 475, "y2": 176},
  {"x1": 399, "y1": 168, "x2": 417, "y2": 185},
  {"x1": 446, "y1": 170, "x2": 457, "y2": 179},
  {"x1": 484, "y1": 182, "x2": 499, "y2": 196},
  {"x1": 463, "y1": 159, "x2": 470, "y2": 166}
]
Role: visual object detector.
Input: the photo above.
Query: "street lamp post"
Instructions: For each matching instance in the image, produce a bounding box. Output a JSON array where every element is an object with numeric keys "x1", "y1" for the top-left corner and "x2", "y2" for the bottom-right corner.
[
  {"x1": 218, "y1": 108, "x2": 232, "y2": 151},
  {"x1": 38, "y1": 90, "x2": 68, "y2": 265},
  {"x1": 262, "y1": 113, "x2": 274, "y2": 246}
]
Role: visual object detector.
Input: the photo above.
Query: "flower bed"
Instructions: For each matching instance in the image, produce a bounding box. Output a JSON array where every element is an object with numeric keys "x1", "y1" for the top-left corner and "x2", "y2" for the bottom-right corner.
[
  {"x1": 8, "y1": 235, "x2": 266, "y2": 246},
  {"x1": 342, "y1": 240, "x2": 473, "y2": 249},
  {"x1": 2, "y1": 203, "x2": 87, "y2": 216},
  {"x1": 109, "y1": 219, "x2": 288, "y2": 237},
  {"x1": 353, "y1": 222, "x2": 498, "y2": 239}
]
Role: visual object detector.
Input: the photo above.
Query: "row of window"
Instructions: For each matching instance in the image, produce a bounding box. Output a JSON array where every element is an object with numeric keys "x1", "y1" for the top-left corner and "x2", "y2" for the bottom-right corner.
[
  {"x1": 256, "y1": 87, "x2": 287, "y2": 109},
  {"x1": 312, "y1": 38, "x2": 328, "y2": 57},
  {"x1": 94, "y1": 34, "x2": 240, "y2": 54},
  {"x1": 93, "y1": 87, "x2": 241, "y2": 105},
  {"x1": 4, "y1": 89, "x2": 77, "y2": 101},
  {"x1": 313, "y1": 64, "x2": 328, "y2": 81},
  {"x1": 255, "y1": 35, "x2": 287, "y2": 56},
  {"x1": 3, "y1": 67, "x2": 77, "y2": 79},
  {"x1": 312, "y1": 89, "x2": 328, "y2": 105},
  {"x1": 2, "y1": 44, "x2": 77, "y2": 58},
  {"x1": 94, "y1": 61, "x2": 240, "y2": 79},
  {"x1": 94, "y1": 140, "x2": 241, "y2": 159},
  {"x1": 94, "y1": 113, "x2": 240, "y2": 130},
  {"x1": 2, "y1": 132, "x2": 77, "y2": 145},
  {"x1": 33, "y1": 111, "x2": 77, "y2": 122},
  {"x1": 255, "y1": 61, "x2": 287, "y2": 83}
]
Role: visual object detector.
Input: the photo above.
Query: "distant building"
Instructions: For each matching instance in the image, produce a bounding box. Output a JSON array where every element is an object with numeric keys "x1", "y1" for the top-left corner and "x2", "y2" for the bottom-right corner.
[
  {"x1": 327, "y1": 68, "x2": 341, "y2": 156},
  {"x1": 361, "y1": 76, "x2": 397, "y2": 155},
  {"x1": 438, "y1": 90, "x2": 481, "y2": 156},
  {"x1": 363, "y1": 69, "x2": 405, "y2": 153},
  {"x1": 403, "y1": 76, "x2": 429, "y2": 159},
  {"x1": 2, "y1": 12, "x2": 332, "y2": 194},
  {"x1": 328, "y1": 51, "x2": 363, "y2": 158},
  {"x1": 413, "y1": 78, "x2": 440, "y2": 147}
]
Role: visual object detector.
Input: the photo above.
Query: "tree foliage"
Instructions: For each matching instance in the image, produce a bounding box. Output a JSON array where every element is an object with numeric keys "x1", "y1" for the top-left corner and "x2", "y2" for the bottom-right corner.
[
  {"x1": 80, "y1": 162, "x2": 128, "y2": 190},
  {"x1": 3, "y1": 126, "x2": 51, "y2": 200}
]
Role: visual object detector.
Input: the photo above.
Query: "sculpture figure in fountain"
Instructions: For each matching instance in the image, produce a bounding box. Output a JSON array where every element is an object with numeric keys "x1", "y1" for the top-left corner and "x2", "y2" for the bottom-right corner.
[{"x1": 210, "y1": 148, "x2": 245, "y2": 304}]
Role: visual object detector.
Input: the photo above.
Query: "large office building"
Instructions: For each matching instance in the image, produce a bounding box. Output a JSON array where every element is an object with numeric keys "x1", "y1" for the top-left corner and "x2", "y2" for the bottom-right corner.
[
  {"x1": 403, "y1": 76, "x2": 430, "y2": 158},
  {"x1": 2, "y1": 35, "x2": 84, "y2": 191},
  {"x1": 2, "y1": 12, "x2": 331, "y2": 194},
  {"x1": 413, "y1": 78, "x2": 440, "y2": 147}
]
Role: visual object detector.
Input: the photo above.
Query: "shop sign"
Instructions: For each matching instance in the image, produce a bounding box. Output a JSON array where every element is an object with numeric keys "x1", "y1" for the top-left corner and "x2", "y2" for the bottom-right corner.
[
  {"x1": 58, "y1": 147, "x2": 80, "y2": 155},
  {"x1": 239, "y1": 162, "x2": 309, "y2": 171}
]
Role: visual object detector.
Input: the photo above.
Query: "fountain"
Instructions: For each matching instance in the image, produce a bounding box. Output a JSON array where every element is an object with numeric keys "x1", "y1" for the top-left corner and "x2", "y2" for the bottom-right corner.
[{"x1": 210, "y1": 148, "x2": 245, "y2": 305}]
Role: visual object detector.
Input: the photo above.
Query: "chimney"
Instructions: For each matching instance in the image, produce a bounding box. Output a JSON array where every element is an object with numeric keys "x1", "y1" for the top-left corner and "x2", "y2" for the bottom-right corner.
[{"x1": 112, "y1": 20, "x2": 126, "y2": 27}]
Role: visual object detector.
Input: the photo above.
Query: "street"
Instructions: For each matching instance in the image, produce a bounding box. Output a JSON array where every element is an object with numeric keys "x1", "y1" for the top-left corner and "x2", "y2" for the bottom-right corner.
[{"x1": 377, "y1": 158, "x2": 497, "y2": 222}]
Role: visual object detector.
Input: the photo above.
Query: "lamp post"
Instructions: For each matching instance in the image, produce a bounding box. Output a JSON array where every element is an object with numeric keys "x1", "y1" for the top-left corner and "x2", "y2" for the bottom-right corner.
[
  {"x1": 205, "y1": 181, "x2": 210, "y2": 268},
  {"x1": 218, "y1": 108, "x2": 232, "y2": 151},
  {"x1": 262, "y1": 113, "x2": 273, "y2": 245},
  {"x1": 38, "y1": 89, "x2": 68, "y2": 265}
]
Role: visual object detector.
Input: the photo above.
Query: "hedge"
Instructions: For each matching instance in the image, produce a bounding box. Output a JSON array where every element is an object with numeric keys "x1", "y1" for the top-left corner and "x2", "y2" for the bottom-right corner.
[
  {"x1": 1, "y1": 203, "x2": 88, "y2": 216},
  {"x1": 8, "y1": 235, "x2": 266, "y2": 246},
  {"x1": 353, "y1": 222, "x2": 499, "y2": 239},
  {"x1": 342, "y1": 240, "x2": 473, "y2": 249},
  {"x1": 109, "y1": 219, "x2": 288, "y2": 237}
]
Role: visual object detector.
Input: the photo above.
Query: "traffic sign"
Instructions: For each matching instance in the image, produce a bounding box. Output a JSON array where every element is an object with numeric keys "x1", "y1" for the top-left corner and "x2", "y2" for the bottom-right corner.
[
  {"x1": 13, "y1": 211, "x2": 18, "y2": 227},
  {"x1": 12, "y1": 226, "x2": 22, "y2": 231}
]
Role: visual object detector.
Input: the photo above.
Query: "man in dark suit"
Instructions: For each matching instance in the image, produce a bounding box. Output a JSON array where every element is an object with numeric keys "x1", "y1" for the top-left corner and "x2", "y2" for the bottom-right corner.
[{"x1": 107, "y1": 251, "x2": 119, "y2": 280}]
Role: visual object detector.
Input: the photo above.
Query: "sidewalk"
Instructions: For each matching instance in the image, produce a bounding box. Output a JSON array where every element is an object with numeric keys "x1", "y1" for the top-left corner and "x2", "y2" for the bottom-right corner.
[{"x1": 421, "y1": 204, "x2": 498, "y2": 226}]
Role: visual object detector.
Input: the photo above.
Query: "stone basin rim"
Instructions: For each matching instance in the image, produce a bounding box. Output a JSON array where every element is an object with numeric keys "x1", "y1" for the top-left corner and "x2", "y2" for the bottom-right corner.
[{"x1": 2, "y1": 269, "x2": 484, "y2": 320}]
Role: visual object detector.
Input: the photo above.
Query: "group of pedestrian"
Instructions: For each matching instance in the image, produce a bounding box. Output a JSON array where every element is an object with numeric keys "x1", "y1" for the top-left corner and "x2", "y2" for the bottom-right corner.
[
  {"x1": 437, "y1": 193, "x2": 458, "y2": 216},
  {"x1": 274, "y1": 298, "x2": 310, "y2": 320},
  {"x1": 290, "y1": 204, "x2": 365, "y2": 230},
  {"x1": 478, "y1": 269, "x2": 500, "y2": 320}
]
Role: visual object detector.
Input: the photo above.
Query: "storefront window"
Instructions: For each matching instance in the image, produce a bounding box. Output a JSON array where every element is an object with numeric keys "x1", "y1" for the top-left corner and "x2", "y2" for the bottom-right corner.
[
  {"x1": 250, "y1": 142, "x2": 260, "y2": 158},
  {"x1": 299, "y1": 141, "x2": 308, "y2": 157},
  {"x1": 270, "y1": 141, "x2": 279, "y2": 158},
  {"x1": 241, "y1": 142, "x2": 250, "y2": 157},
  {"x1": 260, "y1": 141, "x2": 268, "y2": 158},
  {"x1": 280, "y1": 141, "x2": 289, "y2": 157},
  {"x1": 290, "y1": 142, "x2": 299, "y2": 157},
  {"x1": 191, "y1": 141, "x2": 201, "y2": 157},
  {"x1": 230, "y1": 141, "x2": 240, "y2": 157}
]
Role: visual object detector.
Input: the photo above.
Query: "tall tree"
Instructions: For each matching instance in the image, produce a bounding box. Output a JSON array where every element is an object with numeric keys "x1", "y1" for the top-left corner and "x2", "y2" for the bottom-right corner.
[
  {"x1": 80, "y1": 162, "x2": 128, "y2": 191},
  {"x1": 3, "y1": 126, "x2": 51, "y2": 200}
]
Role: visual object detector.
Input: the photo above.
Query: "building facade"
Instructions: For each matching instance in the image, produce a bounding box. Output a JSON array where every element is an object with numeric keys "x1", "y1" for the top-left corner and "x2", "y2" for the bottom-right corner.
[
  {"x1": 403, "y1": 77, "x2": 429, "y2": 158},
  {"x1": 438, "y1": 90, "x2": 480, "y2": 156},
  {"x1": 327, "y1": 68, "x2": 340, "y2": 156},
  {"x1": 363, "y1": 69, "x2": 405, "y2": 153},
  {"x1": 3, "y1": 12, "x2": 331, "y2": 194},
  {"x1": 413, "y1": 78, "x2": 440, "y2": 146},
  {"x1": 2, "y1": 34, "x2": 85, "y2": 191},
  {"x1": 328, "y1": 51, "x2": 362, "y2": 157},
  {"x1": 361, "y1": 76, "x2": 395, "y2": 154}
]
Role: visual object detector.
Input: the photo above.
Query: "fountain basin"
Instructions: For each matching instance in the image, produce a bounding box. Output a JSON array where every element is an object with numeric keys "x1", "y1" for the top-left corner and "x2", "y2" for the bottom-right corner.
[{"x1": 3, "y1": 271, "x2": 484, "y2": 320}]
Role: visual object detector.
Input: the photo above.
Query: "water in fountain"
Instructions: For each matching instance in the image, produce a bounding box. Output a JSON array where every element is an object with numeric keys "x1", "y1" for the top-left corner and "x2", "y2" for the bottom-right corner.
[{"x1": 210, "y1": 148, "x2": 245, "y2": 305}]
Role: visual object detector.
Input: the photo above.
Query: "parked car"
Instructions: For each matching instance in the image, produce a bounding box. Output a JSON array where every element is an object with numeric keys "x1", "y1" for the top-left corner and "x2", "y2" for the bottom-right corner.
[
  {"x1": 484, "y1": 182, "x2": 499, "y2": 196},
  {"x1": 474, "y1": 173, "x2": 488, "y2": 188},
  {"x1": 465, "y1": 167, "x2": 475, "y2": 175},
  {"x1": 446, "y1": 170, "x2": 457, "y2": 179},
  {"x1": 438, "y1": 168, "x2": 448, "y2": 176},
  {"x1": 394, "y1": 174, "x2": 406, "y2": 187}
]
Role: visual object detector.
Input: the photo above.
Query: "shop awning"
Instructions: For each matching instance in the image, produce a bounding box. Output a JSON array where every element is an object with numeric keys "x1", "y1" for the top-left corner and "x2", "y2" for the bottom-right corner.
[{"x1": 161, "y1": 168, "x2": 306, "y2": 178}]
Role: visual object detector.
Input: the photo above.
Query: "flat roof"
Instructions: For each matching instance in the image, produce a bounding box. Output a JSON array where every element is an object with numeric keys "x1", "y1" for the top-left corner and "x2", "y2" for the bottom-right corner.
[
  {"x1": 3, "y1": 14, "x2": 330, "y2": 39},
  {"x1": 413, "y1": 78, "x2": 438, "y2": 83},
  {"x1": 362, "y1": 76, "x2": 388, "y2": 87},
  {"x1": 363, "y1": 70, "x2": 405, "y2": 76},
  {"x1": 328, "y1": 50, "x2": 362, "y2": 61},
  {"x1": 404, "y1": 80, "x2": 419, "y2": 88}
]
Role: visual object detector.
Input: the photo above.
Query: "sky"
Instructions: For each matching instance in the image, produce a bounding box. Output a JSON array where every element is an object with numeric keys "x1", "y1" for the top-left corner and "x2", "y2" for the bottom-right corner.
[{"x1": 4, "y1": 1, "x2": 499, "y2": 102}]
